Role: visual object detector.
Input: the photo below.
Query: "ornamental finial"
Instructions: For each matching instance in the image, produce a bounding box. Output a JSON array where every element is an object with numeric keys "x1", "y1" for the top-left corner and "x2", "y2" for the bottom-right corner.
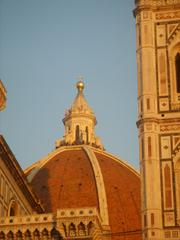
[{"x1": 76, "y1": 75, "x2": 85, "y2": 92}]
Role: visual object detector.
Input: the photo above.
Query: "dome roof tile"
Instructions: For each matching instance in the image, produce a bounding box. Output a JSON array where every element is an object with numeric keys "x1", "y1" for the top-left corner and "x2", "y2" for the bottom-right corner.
[
  {"x1": 30, "y1": 148, "x2": 99, "y2": 212},
  {"x1": 26, "y1": 146, "x2": 141, "y2": 239}
]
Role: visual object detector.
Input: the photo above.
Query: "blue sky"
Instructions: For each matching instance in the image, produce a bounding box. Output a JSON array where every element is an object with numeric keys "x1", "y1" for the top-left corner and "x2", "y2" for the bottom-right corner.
[{"x1": 0, "y1": 0, "x2": 139, "y2": 170}]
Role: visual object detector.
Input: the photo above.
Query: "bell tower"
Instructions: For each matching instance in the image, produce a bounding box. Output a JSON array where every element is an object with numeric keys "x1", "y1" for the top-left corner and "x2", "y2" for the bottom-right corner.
[{"x1": 134, "y1": 0, "x2": 180, "y2": 239}]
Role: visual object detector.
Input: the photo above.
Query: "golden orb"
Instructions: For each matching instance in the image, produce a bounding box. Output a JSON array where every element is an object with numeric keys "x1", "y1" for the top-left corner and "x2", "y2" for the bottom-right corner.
[{"x1": 76, "y1": 80, "x2": 85, "y2": 92}]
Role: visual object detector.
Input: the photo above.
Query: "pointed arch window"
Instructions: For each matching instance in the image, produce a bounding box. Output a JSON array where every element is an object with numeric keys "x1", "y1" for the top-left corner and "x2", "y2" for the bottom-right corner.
[
  {"x1": 7, "y1": 231, "x2": 14, "y2": 240},
  {"x1": 33, "y1": 229, "x2": 40, "y2": 240},
  {"x1": 42, "y1": 229, "x2": 49, "y2": 240},
  {"x1": 24, "y1": 230, "x2": 31, "y2": 240},
  {"x1": 175, "y1": 53, "x2": 180, "y2": 93},
  {"x1": 69, "y1": 223, "x2": 76, "y2": 237},
  {"x1": 87, "y1": 221, "x2": 94, "y2": 236},
  {"x1": 16, "y1": 231, "x2": 23, "y2": 240},
  {"x1": 0, "y1": 232, "x2": 5, "y2": 240},
  {"x1": 8, "y1": 200, "x2": 18, "y2": 217},
  {"x1": 10, "y1": 207, "x2": 15, "y2": 216},
  {"x1": 78, "y1": 222, "x2": 86, "y2": 236},
  {"x1": 51, "y1": 228, "x2": 63, "y2": 240}
]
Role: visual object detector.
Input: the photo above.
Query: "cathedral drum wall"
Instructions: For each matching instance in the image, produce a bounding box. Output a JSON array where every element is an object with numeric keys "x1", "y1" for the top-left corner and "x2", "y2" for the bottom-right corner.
[{"x1": 134, "y1": 0, "x2": 180, "y2": 239}]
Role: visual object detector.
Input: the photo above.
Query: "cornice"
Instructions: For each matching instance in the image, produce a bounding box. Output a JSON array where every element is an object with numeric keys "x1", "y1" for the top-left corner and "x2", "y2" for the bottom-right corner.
[
  {"x1": 62, "y1": 112, "x2": 97, "y2": 125},
  {"x1": 135, "y1": 0, "x2": 180, "y2": 7},
  {"x1": 136, "y1": 117, "x2": 180, "y2": 128},
  {"x1": 134, "y1": 1, "x2": 180, "y2": 17}
]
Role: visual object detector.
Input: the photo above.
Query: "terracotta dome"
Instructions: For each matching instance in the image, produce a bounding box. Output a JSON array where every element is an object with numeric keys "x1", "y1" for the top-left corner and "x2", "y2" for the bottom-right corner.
[
  {"x1": 25, "y1": 80, "x2": 142, "y2": 239},
  {"x1": 25, "y1": 145, "x2": 141, "y2": 239}
]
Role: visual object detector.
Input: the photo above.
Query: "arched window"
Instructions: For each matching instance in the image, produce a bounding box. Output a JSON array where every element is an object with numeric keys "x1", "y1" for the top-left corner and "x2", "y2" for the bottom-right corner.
[
  {"x1": 33, "y1": 229, "x2": 40, "y2": 240},
  {"x1": 87, "y1": 221, "x2": 94, "y2": 236},
  {"x1": 0, "y1": 232, "x2": 5, "y2": 240},
  {"x1": 78, "y1": 222, "x2": 86, "y2": 236},
  {"x1": 8, "y1": 200, "x2": 18, "y2": 217},
  {"x1": 85, "y1": 126, "x2": 89, "y2": 144},
  {"x1": 24, "y1": 230, "x2": 31, "y2": 240},
  {"x1": 175, "y1": 53, "x2": 180, "y2": 93},
  {"x1": 42, "y1": 229, "x2": 49, "y2": 240},
  {"x1": 10, "y1": 208, "x2": 14, "y2": 216},
  {"x1": 51, "y1": 228, "x2": 63, "y2": 240},
  {"x1": 16, "y1": 231, "x2": 23, "y2": 240},
  {"x1": 69, "y1": 223, "x2": 76, "y2": 237},
  {"x1": 7, "y1": 231, "x2": 14, "y2": 240},
  {"x1": 75, "y1": 125, "x2": 80, "y2": 143},
  {"x1": 164, "y1": 164, "x2": 172, "y2": 208}
]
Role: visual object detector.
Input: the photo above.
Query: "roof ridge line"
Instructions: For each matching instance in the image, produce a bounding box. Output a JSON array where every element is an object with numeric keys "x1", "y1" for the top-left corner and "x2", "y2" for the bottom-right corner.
[
  {"x1": 92, "y1": 147, "x2": 140, "y2": 177},
  {"x1": 25, "y1": 146, "x2": 82, "y2": 181},
  {"x1": 82, "y1": 145, "x2": 110, "y2": 227}
]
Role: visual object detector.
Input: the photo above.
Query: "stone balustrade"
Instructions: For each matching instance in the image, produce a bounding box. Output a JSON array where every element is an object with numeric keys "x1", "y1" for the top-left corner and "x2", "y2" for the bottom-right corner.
[
  {"x1": 0, "y1": 213, "x2": 54, "y2": 226},
  {"x1": 57, "y1": 207, "x2": 100, "y2": 219},
  {"x1": 0, "y1": 208, "x2": 102, "y2": 239}
]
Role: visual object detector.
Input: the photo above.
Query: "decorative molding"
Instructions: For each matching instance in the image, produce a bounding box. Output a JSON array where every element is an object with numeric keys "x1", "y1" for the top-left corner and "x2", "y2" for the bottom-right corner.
[
  {"x1": 135, "y1": 0, "x2": 180, "y2": 7},
  {"x1": 171, "y1": 102, "x2": 180, "y2": 110},
  {"x1": 134, "y1": 1, "x2": 180, "y2": 16},
  {"x1": 0, "y1": 208, "x2": 102, "y2": 238},
  {"x1": 172, "y1": 142, "x2": 180, "y2": 157},
  {"x1": 160, "y1": 124, "x2": 180, "y2": 132},
  {"x1": 156, "y1": 11, "x2": 180, "y2": 20},
  {"x1": 164, "y1": 212, "x2": 175, "y2": 226},
  {"x1": 173, "y1": 136, "x2": 180, "y2": 149},
  {"x1": 137, "y1": 117, "x2": 180, "y2": 128},
  {"x1": 168, "y1": 24, "x2": 180, "y2": 43}
]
